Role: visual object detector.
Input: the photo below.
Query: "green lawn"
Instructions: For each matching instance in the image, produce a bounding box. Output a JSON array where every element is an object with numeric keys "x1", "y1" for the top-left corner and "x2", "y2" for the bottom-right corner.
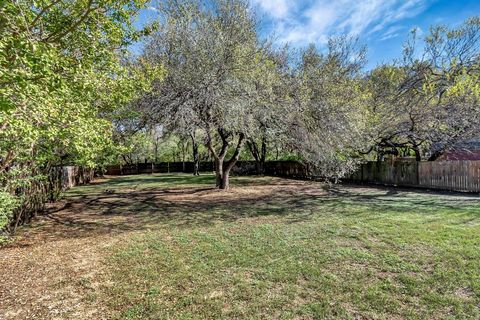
[{"x1": 75, "y1": 174, "x2": 479, "y2": 319}]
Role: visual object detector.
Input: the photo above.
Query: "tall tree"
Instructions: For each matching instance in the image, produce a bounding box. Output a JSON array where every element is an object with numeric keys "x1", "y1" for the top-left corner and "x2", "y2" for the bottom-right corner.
[
  {"x1": 246, "y1": 47, "x2": 291, "y2": 175},
  {"x1": 361, "y1": 18, "x2": 480, "y2": 161},
  {"x1": 291, "y1": 38, "x2": 368, "y2": 179},
  {"x1": 143, "y1": 0, "x2": 268, "y2": 189},
  {"x1": 0, "y1": 0, "x2": 157, "y2": 231}
]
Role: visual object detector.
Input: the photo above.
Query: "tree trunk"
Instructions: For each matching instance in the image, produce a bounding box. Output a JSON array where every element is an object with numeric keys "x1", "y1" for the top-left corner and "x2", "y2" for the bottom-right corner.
[
  {"x1": 181, "y1": 140, "x2": 186, "y2": 172},
  {"x1": 206, "y1": 130, "x2": 245, "y2": 190},
  {"x1": 255, "y1": 161, "x2": 263, "y2": 176},
  {"x1": 412, "y1": 146, "x2": 422, "y2": 161},
  {"x1": 191, "y1": 133, "x2": 200, "y2": 176},
  {"x1": 219, "y1": 171, "x2": 230, "y2": 189},
  {"x1": 247, "y1": 138, "x2": 267, "y2": 175},
  {"x1": 219, "y1": 134, "x2": 246, "y2": 190},
  {"x1": 215, "y1": 159, "x2": 223, "y2": 188},
  {"x1": 428, "y1": 149, "x2": 444, "y2": 161},
  {"x1": 154, "y1": 139, "x2": 159, "y2": 163},
  {"x1": 260, "y1": 138, "x2": 266, "y2": 175}
]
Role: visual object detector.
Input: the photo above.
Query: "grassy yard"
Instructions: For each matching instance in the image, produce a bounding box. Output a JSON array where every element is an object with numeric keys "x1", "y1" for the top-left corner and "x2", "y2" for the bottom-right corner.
[{"x1": 2, "y1": 174, "x2": 480, "y2": 319}]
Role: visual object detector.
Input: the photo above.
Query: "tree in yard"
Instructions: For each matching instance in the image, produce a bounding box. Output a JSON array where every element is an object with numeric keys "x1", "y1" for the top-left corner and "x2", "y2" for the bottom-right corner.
[
  {"x1": 290, "y1": 38, "x2": 369, "y2": 179},
  {"x1": 246, "y1": 47, "x2": 292, "y2": 175},
  {"x1": 403, "y1": 18, "x2": 480, "y2": 160},
  {"x1": 360, "y1": 18, "x2": 480, "y2": 161},
  {"x1": 143, "y1": 0, "x2": 270, "y2": 189},
  {"x1": 191, "y1": 131, "x2": 201, "y2": 176},
  {"x1": 359, "y1": 65, "x2": 420, "y2": 160}
]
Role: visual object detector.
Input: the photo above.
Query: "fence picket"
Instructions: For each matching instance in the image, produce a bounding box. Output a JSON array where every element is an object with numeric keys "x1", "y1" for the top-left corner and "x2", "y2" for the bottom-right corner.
[
  {"x1": 350, "y1": 160, "x2": 480, "y2": 192},
  {"x1": 105, "y1": 160, "x2": 480, "y2": 193}
]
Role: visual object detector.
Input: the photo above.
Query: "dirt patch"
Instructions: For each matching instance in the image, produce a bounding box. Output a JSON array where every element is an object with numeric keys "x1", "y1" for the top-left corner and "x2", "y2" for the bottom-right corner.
[{"x1": 0, "y1": 235, "x2": 111, "y2": 319}]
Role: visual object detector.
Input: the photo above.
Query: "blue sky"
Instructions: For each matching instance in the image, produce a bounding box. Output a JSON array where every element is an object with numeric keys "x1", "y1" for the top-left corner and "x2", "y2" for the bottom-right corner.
[{"x1": 135, "y1": 0, "x2": 480, "y2": 69}]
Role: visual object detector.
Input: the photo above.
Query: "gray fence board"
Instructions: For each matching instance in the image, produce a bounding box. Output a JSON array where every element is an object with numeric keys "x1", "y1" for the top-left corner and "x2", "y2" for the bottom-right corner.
[
  {"x1": 351, "y1": 160, "x2": 480, "y2": 192},
  {"x1": 106, "y1": 160, "x2": 480, "y2": 193}
]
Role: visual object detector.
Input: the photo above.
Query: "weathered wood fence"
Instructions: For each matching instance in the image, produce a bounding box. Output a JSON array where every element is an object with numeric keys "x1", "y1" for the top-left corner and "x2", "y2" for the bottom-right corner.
[
  {"x1": 106, "y1": 162, "x2": 214, "y2": 175},
  {"x1": 349, "y1": 160, "x2": 480, "y2": 192},
  {"x1": 105, "y1": 160, "x2": 480, "y2": 192},
  {"x1": 263, "y1": 161, "x2": 312, "y2": 179},
  {"x1": 5, "y1": 166, "x2": 94, "y2": 233},
  {"x1": 105, "y1": 161, "x2": 312, "y2": 178}
]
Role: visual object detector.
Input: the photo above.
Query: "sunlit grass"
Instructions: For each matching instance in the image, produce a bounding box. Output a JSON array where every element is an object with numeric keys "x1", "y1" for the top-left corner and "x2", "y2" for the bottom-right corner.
[
  {"x1": 65, "y1": 173, "x2": 278, "y2": 196},
  {"x1": 77, "y1": 174, "x2": 480, "y2": 319}
]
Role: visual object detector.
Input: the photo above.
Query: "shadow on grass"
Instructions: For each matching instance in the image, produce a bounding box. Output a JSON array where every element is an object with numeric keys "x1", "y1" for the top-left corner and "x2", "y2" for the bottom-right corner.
[
  {"x1": 16, "y1": 174, "x2": 480, "y2": 244},
  {"x1": 327, "y1": 183, "x2": 480, "y2": 212}
]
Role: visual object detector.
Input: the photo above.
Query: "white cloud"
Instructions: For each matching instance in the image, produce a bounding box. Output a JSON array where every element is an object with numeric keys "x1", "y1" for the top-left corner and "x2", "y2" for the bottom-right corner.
[
  {"x1": 254, "y1": 0, "x2": 434, "y2": 46},
  {"x1": 379, "y1": 25, "x2": 405, "y2": 41},
  {"x1": 147, "y1": 6, "x2": 159, "y2": 12},
  {"x1": 251, "y1": 0, "x2": 291, "y2": 19}
]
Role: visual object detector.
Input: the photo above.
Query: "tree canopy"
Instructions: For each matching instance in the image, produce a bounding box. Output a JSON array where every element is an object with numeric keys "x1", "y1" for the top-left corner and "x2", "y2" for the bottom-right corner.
[{"x1": 0, "y1": 0, "x2": 160, "y2": 231}]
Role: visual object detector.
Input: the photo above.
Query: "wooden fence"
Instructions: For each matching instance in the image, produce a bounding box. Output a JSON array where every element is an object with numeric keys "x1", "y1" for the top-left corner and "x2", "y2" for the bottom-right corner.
[
  {"x1": 5, "y1": 166, "x2": 94, "y2": 233},
  {"x1": 106, "y1": 162, "x2": 215, "y2": 175},
  {"x1": 105, "y1": 160, "x2": 480, "y2": 192},
  {"x1": 105, "y1": 161, "x2": 311, "y2": 178},
  {"x1": 263, "y1": 161, "x2": 312, "y2": 179},
  {"x1": 349, "y1": 160, "x2": 480, "y2": 192}
]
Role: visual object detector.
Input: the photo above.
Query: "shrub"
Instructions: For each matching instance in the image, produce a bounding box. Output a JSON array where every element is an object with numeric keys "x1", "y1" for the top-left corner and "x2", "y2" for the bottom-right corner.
[{"x1": 0, "y1": 191, "x2": 20, "y2": 232}]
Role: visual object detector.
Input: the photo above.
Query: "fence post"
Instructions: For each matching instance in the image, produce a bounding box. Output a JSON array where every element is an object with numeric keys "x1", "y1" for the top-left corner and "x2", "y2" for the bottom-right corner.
[{"x1": 416, "y1": 161, "x2": 420, "y2": 186}]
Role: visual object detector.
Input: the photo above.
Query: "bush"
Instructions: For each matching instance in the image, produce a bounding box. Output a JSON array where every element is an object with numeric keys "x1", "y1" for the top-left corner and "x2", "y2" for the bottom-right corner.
[{"x1": 0, "y1": 191, "x2": 20, "y2": 231}]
